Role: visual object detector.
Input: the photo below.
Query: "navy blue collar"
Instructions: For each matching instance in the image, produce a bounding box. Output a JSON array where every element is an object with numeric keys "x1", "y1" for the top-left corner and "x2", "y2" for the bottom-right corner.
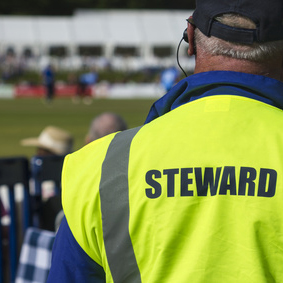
[{"x1": 145, "y1": 71, "x2": 283, "y2": 124}]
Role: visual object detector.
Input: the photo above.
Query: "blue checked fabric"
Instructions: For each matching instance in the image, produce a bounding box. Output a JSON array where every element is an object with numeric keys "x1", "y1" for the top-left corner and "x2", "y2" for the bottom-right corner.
[{"x1": 15, "y1": 227, "x2": 55, "y2": 283}]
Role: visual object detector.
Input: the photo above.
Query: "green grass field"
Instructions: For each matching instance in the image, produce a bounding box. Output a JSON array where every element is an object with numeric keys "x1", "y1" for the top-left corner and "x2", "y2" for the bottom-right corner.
[{"x1": 0, "y1": 97, "x2": 156, "y2": 158}]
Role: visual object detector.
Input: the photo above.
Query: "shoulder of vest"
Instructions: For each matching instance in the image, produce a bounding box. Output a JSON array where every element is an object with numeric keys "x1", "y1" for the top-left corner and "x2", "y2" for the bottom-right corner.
[{"x1": 61, "y1": 126, "x2": 143, "y2": 265}]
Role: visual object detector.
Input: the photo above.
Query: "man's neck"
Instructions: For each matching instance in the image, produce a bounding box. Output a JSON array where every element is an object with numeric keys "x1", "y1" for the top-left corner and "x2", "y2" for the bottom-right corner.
[{"x1": 194, "y1": 51, "x2": 283, "y2": 81}]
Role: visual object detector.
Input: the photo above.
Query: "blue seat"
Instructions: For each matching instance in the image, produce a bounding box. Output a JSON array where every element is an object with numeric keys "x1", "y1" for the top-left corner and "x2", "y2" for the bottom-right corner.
[
  {"x1": 30, "y1": 155, "x2": 65, "y2": 197},
  {"x1": 0, "y1": 156, "x2": 31, "y2": 283}
]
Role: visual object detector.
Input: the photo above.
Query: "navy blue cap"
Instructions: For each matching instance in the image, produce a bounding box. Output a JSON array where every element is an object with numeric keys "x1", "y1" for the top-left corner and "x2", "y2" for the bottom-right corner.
[{"x1": 192, "y1": 0, "x2": 283, "y2": 44}]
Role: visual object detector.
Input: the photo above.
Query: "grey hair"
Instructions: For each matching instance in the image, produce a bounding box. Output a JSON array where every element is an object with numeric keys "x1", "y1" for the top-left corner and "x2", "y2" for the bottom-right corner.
[
  {"x1": 195, "y1": 13, "x2": 283, "y2": 62},
  {"x1": 88, "y1": 112, "x2": 128, "y2": 142}
]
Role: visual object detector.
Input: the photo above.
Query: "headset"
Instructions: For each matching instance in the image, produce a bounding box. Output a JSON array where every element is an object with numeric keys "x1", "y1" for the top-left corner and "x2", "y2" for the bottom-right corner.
[
  {"x1": 183, "y1": 28, "x2": 189, "y2": 43},
  {"x1": 177, "y1": 17, "x2": 194, "y2": 77},
  {"x1": 176, "y1": 28, "x2": 189, "y2": 77}
]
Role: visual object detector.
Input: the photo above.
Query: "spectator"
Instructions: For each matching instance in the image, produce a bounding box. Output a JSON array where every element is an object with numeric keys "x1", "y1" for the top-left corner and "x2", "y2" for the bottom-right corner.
[
  {"x1": 48, "y1": 0, "x2": 283, "y2": 282},
  {"x1": 21, "y1": 126, "x2": 73, "y2": 231},
  {"x1": 85, "y1": 112, "x2": 128, "y2": 144},
  {"x1": 74, "y1": 68, "x2": 98, "y2": 105},
  {"x1": 42, "y1": 64, "x2": 55, "y2": 103}
]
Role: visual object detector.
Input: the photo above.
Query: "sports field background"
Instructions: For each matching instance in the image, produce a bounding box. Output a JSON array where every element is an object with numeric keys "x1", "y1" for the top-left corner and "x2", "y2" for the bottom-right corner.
[{"x1": 0, "y1": 97, "x2": 156, "y2": 158}]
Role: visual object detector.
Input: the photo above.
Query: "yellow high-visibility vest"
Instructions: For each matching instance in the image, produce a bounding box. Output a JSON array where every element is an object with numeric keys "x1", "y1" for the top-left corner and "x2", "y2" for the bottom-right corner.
[{"x1": 63, "y1": 94, "x2": 283, "y2": 282}]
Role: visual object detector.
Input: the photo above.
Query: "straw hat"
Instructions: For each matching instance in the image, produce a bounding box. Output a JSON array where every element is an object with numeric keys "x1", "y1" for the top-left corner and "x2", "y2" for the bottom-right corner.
[{"x1": 21, "y1": 126, "x2": 73, "y2": 155}]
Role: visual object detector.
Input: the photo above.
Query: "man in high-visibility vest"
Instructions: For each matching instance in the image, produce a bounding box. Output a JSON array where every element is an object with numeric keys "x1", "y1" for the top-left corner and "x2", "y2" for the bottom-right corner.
[{"x1": 47, "y1": 0, "x2": 283, "y2": 281}]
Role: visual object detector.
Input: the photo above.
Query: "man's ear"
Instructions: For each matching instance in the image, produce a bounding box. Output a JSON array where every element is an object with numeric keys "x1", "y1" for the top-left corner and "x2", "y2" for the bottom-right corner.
[{"x1": 187, "y1": 18, "x2": 196, "y2": 56}]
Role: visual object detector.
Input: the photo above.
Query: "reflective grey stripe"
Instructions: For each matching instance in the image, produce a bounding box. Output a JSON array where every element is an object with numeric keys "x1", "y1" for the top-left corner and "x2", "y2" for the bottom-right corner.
[{"x1": 100, "y1": 127, "x2": 142, "y2": 283}]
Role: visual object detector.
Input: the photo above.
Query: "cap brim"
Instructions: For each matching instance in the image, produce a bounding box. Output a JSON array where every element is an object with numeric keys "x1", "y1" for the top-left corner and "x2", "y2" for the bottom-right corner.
[{"x1": 20, "y1": 138, "x2": 42, "y2": 148}]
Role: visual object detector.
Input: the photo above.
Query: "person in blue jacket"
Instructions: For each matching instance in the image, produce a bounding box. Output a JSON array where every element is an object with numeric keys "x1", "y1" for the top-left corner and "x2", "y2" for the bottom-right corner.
[
  {"x1": 42, "y1": 64, "x2": 55, "y2": 103},
  {"x1": 47, "y1": 0, "x2": 283, "y2": 281},
  {"x1": 160, "y1": 66, "x2": 180, "y2": 91},
  {"x1": 74, "y1": 68, "x2": 98, "y2": 104}
]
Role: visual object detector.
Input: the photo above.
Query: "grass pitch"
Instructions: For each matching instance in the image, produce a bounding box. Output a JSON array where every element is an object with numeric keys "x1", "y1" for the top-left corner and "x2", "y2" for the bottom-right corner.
[{"x1": 0, "y1": 97, "x2": 156, "y2": 158}]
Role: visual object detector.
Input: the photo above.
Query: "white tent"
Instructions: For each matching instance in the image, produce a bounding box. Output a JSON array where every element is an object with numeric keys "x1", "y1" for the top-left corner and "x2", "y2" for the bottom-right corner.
[
  {"x1": 35, "y1": 17, "x2": 72, "y2": 50},
  {"x1": 0, "y1": 10, "x2": 195, "y2": 71},
  {"x1": 0, "y1": 16, "x2": 37, "y2": 54},
  {"x1": 71, "y1": 13, "x2": 107, "y2": 46}
]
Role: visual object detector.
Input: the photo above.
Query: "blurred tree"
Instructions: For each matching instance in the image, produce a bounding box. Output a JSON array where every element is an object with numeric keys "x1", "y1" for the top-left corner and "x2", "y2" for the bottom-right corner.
[{"x1": 0, "y1": 0, "x2": 195, "y2": 15}]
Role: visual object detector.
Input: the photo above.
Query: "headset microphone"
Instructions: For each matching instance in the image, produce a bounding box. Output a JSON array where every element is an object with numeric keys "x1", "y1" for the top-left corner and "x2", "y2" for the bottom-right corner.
[{"x1": 176, "y1": 28, "x2": 189, "y2": 77}]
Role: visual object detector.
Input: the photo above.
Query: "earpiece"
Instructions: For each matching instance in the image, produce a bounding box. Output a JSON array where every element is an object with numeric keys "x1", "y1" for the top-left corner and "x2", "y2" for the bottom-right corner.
[
  {"x1": 176, "y1": 28, "x2": 189, "y2": 77},
  {"x1": 183, "y1": 29, "x2": 188, "y2": 43},
  {"x1": 176, "y1": 20, "x2": 193, "y2": 77}
]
